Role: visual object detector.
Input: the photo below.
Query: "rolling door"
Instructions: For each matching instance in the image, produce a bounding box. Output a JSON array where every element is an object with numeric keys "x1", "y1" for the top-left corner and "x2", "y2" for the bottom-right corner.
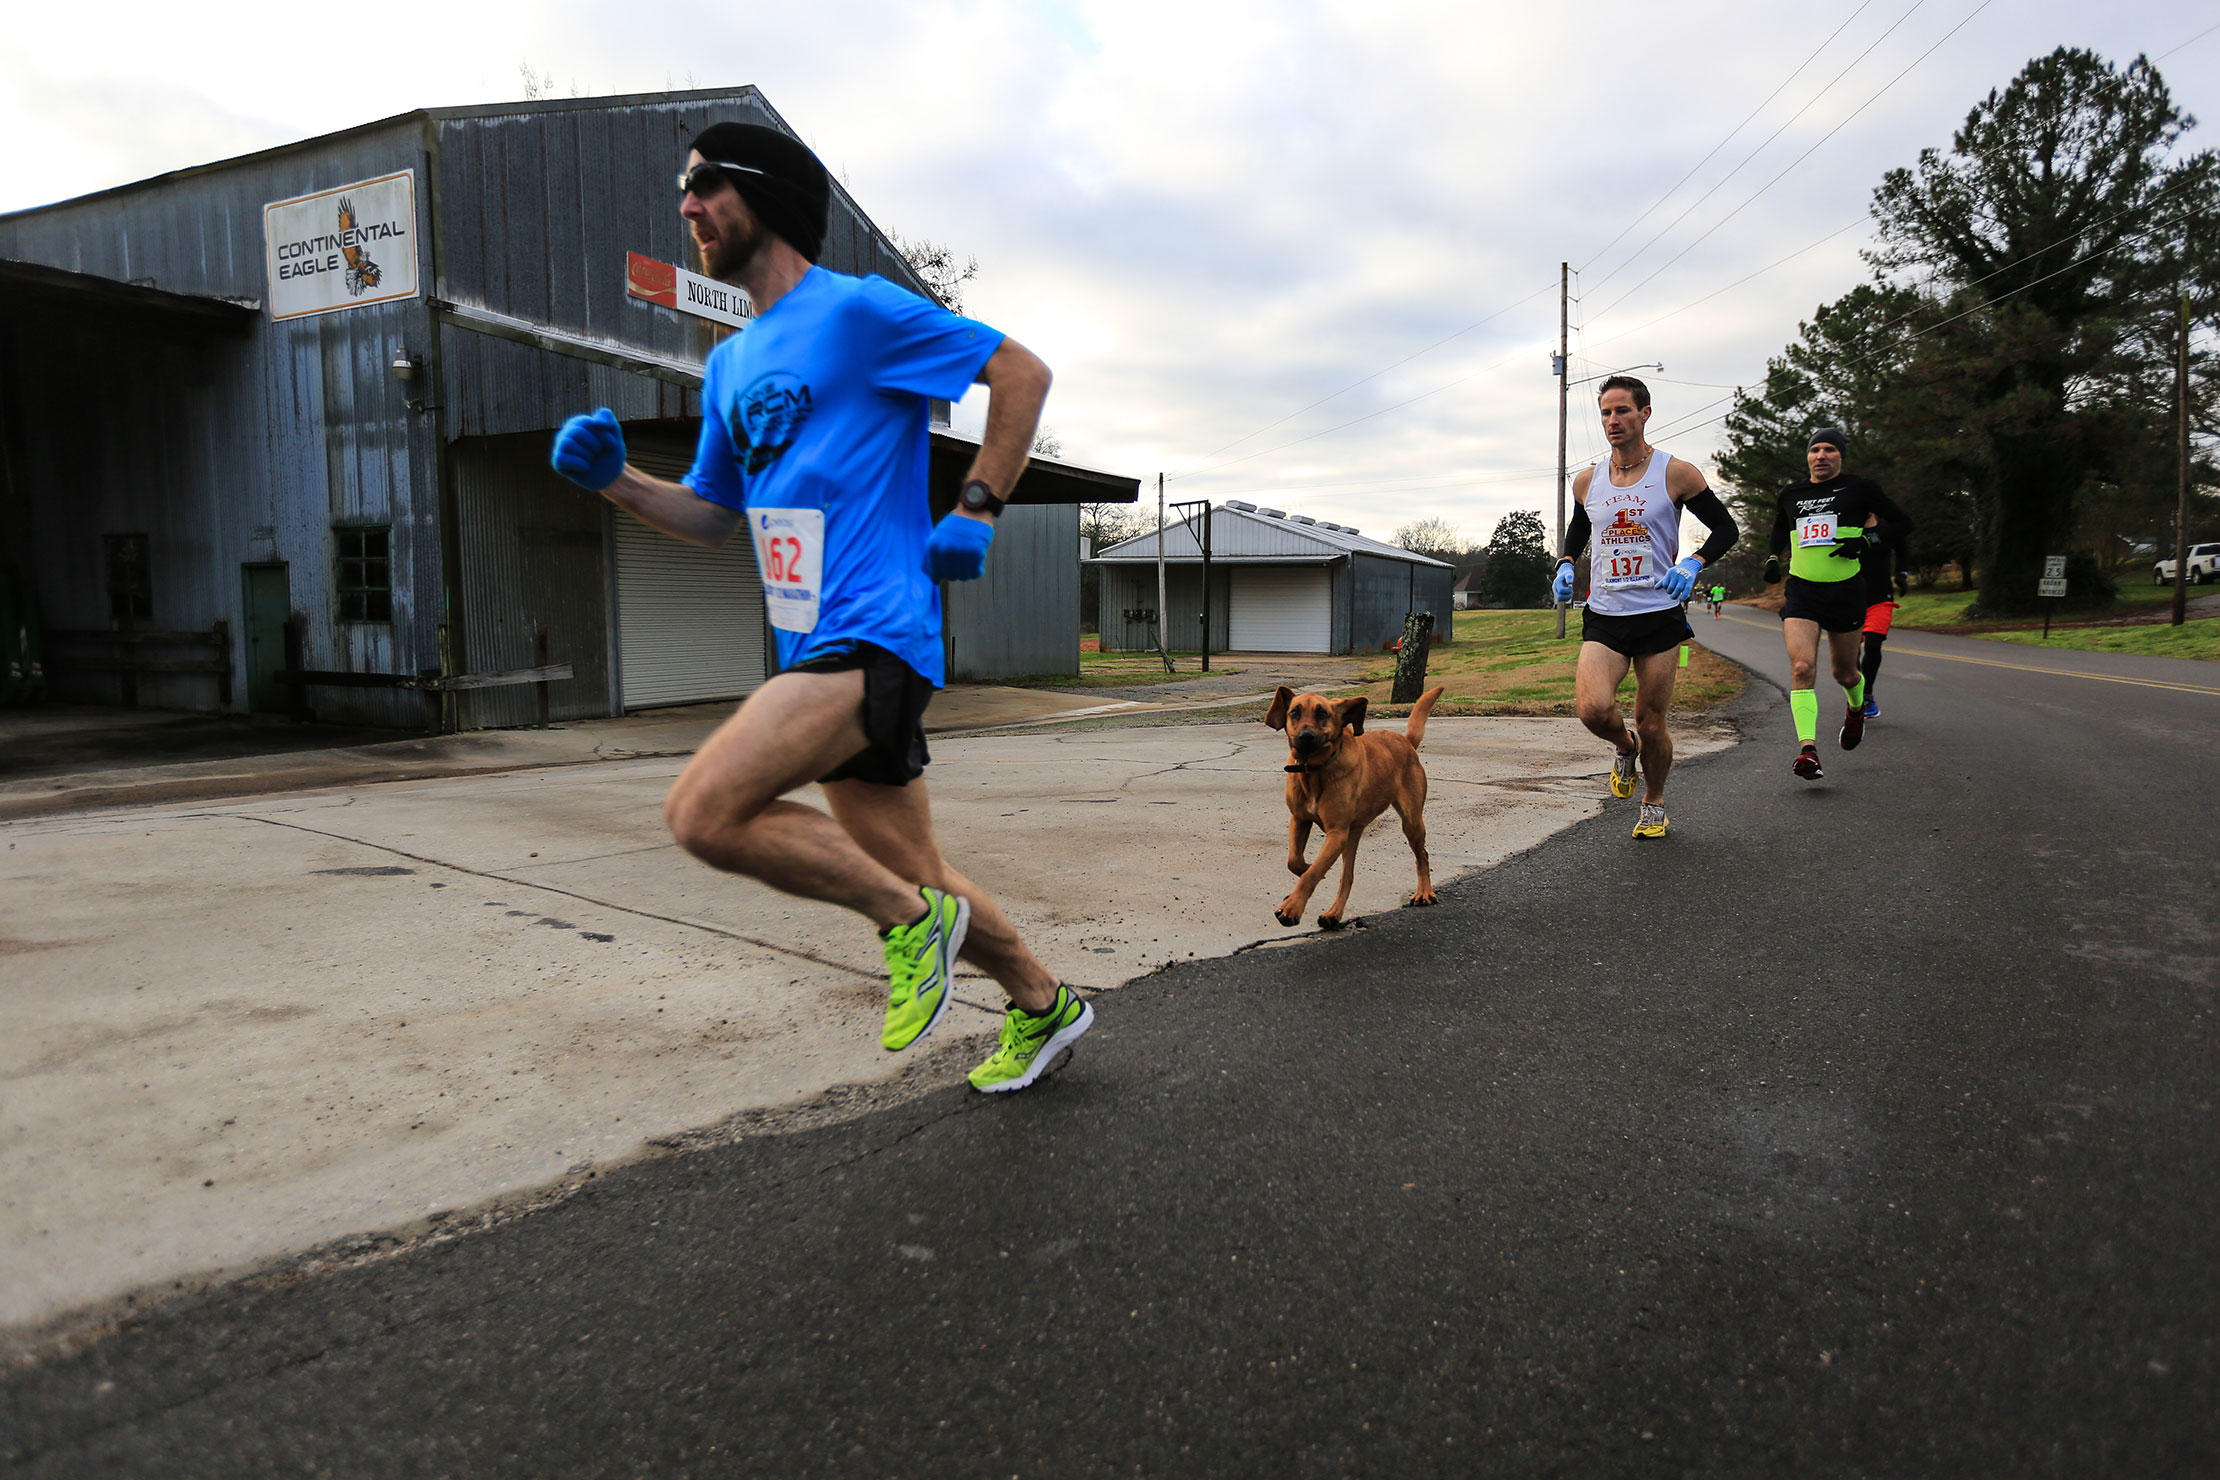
[
  {"x1": 1228, "y1": 566, "x2": 1332, "y2": 652},
  {"x1": 612, "y1": 516, "x2": 767, "y2": 709}
]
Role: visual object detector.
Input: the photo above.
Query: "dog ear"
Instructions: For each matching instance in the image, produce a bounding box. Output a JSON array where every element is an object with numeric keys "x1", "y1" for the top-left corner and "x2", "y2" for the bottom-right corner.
[
  {"x1": 1337, "y1": 695, "x2": 1367, "y2": 735},
  {"x1": 1265, "y1": 686, "x2": 1294, "y2": 731}
]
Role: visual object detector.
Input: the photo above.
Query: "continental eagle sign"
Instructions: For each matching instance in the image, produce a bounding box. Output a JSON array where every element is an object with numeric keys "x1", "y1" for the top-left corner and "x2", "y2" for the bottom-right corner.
[{"x1": 263, "y1": 171, "x2": 418, "y2": 320}]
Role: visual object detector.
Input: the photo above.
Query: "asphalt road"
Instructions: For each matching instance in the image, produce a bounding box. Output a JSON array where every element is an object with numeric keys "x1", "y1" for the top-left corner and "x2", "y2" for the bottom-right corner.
[{"x1": 5, "y1": 617, "x2": 2215, "y2": 1478}]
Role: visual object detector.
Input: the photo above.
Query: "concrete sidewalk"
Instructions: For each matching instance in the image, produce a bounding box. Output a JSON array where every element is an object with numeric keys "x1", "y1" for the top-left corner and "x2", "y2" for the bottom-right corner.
[{"x1": 1, "y1": 702, "x2": 1734, "y2": 1354}]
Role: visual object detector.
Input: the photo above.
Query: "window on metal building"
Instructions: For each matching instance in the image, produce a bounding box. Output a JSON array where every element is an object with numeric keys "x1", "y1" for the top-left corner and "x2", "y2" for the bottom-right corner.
[
  {"x1": 104, "y1": 533, "x2": 152, "y2": 622},
  {"x1": 336, "y1": 526, "x2": 393, "y2": 622}
]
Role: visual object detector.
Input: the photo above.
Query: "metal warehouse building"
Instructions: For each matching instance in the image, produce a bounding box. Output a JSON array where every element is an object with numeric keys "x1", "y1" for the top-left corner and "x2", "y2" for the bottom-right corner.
[
  {"x1": 1092, "y1": 501, "x2": 1452, "y2": 655},
  {"x1": 0, "y1": 86, "x2": 1134, "y2": 729}
]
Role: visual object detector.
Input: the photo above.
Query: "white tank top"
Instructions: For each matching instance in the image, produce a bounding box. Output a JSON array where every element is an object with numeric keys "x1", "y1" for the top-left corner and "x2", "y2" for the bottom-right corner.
[{"x1": 1584, "y1": 448, "x2": 1682, "y2": 617}]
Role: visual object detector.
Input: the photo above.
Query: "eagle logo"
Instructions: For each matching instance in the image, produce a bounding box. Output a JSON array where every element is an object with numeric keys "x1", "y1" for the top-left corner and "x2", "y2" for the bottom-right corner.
[{"x1": 337, "y1": 197, "x2": 382, "y2": 297}]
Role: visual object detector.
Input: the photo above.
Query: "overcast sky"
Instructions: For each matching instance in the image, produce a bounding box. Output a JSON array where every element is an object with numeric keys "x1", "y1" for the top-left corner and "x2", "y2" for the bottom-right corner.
[{"x1": 5, "y1": 1, "x2": 2215, "y2": 545}]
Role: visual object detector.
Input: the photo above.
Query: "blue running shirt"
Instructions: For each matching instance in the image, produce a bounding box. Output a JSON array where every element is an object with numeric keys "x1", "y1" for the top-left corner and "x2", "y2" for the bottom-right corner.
[{"x1": 684, "y1": 266, "x2": 1004, "y2": 687}]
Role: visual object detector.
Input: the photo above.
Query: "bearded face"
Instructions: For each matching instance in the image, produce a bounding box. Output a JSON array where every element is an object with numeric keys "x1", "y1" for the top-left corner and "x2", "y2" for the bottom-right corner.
[{"x1": 679, "y1": 153, "x2": 770, "y2": 280}]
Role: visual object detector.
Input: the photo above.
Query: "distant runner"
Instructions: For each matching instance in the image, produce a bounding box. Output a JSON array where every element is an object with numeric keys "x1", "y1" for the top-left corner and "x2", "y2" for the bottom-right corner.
[
  {"x1": 549, "y1": 123, "x2": 1090, "y2": 1094},
  {"x1": 1707, "y1": 582, "x2": 1726, "y2": 619},
  {"x1": 1552, "y1": 375, "x2": 1739, "y2": 837},
  {"x1": 1762, "y1": 428, "x2": 1903, "y2": 779}
]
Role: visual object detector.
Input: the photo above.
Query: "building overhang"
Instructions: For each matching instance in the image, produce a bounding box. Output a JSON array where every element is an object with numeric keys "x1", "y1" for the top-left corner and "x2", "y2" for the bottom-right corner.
[{"x1": 0, "y1": 258, "x2": 258, "y2": 333}]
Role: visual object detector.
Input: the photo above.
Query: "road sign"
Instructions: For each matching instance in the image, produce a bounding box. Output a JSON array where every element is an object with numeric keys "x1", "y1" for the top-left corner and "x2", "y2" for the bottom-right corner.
[
  {"x1": 2038, "y1": 577, "x2": 2069, "y2": 598},
  {"x1": 2043, "y1": 555, "x2": 2067, "y2": 578},
  {"x1": 625, "y1": 252, "x2": 754, "y2": 331}
]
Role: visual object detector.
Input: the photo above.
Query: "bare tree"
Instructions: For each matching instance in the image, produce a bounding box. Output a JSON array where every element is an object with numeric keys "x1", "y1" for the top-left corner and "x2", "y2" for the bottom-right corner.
[
  {"x1": 1391, "y1": 516, "x2": 1466, "y2": 564},
  {"x1": 892, "y1": 235, "x2": 980, "y2": 314},
  {"x1": 1032, "y1": 429, "x2": 1065, "y2": 458}
]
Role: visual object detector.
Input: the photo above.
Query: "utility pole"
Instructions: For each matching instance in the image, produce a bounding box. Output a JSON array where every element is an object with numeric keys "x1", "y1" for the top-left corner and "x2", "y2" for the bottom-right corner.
[
  {"x1": 1171, "y1": 499, "x2": 1213, "y2": 671},
  {"x1": 2175, "y1": 291, "x2": 2191, "y2": 628},
  {"x1": 1554, "y1": 261, "x2": 1570, "y2": 640},
  {"x1": 1155, "y1": 472, "x2": 1174, "y2": 672}
]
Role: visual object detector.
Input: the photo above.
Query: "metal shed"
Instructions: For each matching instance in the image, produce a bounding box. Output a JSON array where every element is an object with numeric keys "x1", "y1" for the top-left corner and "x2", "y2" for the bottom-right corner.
[
  {"x1": 0, "y1": 86, "x2": 1135, "y2": 728},
  {"x1": 1091, "y1": 501, "x2": 1452, "y2": 655}
]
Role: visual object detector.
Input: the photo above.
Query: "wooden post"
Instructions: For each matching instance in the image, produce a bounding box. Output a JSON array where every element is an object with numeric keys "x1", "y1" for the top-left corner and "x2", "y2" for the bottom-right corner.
[
  {"x1": 534, "y1": 623, "x2": 551, "y2": 730},
  {"x1": 212, "y1": 619, "x2": 233, "y2": 708},
  {"x1": 1391, "y1": 611, "x2": 1434, "y2": 704},
  {"x1": 436, "y1": 622, "x2": 456, "y2": 734}
]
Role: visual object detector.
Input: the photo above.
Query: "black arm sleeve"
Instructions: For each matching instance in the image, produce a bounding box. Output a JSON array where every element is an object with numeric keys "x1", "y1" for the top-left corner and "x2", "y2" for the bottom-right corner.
[
  {"x1": 1561, "y1": 502, "x2": 1590, "y2": 561},
  {"x1": 1769, "y1": 494, "x2": 1792, "y2": 556},
  {"x1": 1684, "y1": 488, "x2": 1739, "y2": 566}
]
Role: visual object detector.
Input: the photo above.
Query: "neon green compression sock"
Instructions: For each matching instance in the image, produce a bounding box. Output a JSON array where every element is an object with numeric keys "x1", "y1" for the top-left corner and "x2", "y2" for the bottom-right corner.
[
  {"x1": 1790, "y1": 688, "x2": 1818, "y2": 744},
  {"x1": 1843, "y1": 676, "x2": 1865, "y2": 708}
]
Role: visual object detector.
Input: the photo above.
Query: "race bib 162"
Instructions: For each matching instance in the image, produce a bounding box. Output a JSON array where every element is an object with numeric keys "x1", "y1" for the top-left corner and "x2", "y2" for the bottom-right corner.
[{"x1": 749, "y1": 508, "x2": 824, "y2": 633}]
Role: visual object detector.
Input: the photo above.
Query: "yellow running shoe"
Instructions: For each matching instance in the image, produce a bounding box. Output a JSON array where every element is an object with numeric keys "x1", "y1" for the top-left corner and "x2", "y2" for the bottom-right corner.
[
  {"x1": 1632, "y1": 802, "x2": 1669, "y2": 838},
  {"x1": 1609, "y1": 750, "x2": 1638, "y2": 799},
  {"x1": 880, "y1": 887, "x2": 969, "y2": 1051}
]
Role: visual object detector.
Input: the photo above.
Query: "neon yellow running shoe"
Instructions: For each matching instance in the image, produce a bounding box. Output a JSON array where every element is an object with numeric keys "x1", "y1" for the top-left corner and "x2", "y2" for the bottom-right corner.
[
  {"x1": 1609, "y1": 750, "x2": 1638, "y2": 799},
  {"x1": 969, "y1": 985, "x2": 1094, "y2": 1094},
  {"x1": 881, "y1": 887, "x2": 969, "y2": 1052},
  {"x1": 1632, "y1": 802, "x2": 1669, "y2": 839}
]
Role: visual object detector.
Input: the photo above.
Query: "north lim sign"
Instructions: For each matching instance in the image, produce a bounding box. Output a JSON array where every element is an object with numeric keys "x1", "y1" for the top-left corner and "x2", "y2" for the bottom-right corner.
[{"x1": 263, "y1": 171, "x2": 419, "y2": 321}]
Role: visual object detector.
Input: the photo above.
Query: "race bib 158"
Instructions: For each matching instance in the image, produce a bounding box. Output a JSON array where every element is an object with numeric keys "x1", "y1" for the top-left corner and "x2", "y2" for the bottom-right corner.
[
  {"x1": 749, "y1": 508, "x2": 824, "y2": 633},
  {"x1": 1797, "y1": 514, "x2": 1838, "y2": 548}
]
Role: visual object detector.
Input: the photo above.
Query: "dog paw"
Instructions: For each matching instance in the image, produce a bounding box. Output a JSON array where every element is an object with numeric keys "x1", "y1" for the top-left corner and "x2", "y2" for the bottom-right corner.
[
  {"x1": 1407, "y1": 890, "x2": 1437, "y2": 908},
  {"x1": 1286, "y1": 859, "x2": 1307, "y2": 877},
  {"x1": 1317, "y1": 913, "x2": 1345, "y2": 931},
  {"x1": 1274, "y1": 907, "x2": 1301, "y2": 927}
]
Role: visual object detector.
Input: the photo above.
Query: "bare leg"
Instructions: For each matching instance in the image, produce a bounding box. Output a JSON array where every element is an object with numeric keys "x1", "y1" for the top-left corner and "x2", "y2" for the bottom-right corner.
[
  {"x1": 1575, "y1": 641, "x2": 1638, "y2": 755},
  {"x1": 822, "y1": 778, "x2": 1056, "y2": 1012},
  {"x1": 661, "y1": 671, "x2": 921, "y2": 931},
  {"x1": 1628, "y1": 647, "x2": 1681, "y2": 804},
  {"x1": 1826, "y1": 629, "x2": 1864, "y2": 689}
]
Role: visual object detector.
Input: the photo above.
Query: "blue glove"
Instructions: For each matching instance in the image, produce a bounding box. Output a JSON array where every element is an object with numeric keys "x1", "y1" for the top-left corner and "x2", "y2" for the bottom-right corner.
[
  {"x1": 1550, "y1": 560, "x2": 1576, "y2": 603},
  {"x1": 1660, "y1": 556, "x2": 1703, "y2": 601},
  {"x1": 924, "y1": 512, "x2": 996, "y2": 581},
  {"x1": 550, "y1": 407, "x2": 627, "y2": 491}
]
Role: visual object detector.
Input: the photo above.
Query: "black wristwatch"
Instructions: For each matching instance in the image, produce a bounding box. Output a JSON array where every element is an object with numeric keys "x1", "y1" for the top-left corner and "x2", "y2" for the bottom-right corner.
[{"x1": 958, "y1": 479, "x2": 1005, "y2": 517}]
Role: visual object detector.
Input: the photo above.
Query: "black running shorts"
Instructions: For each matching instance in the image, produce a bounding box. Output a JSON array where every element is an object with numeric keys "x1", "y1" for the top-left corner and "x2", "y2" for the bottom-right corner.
[
  {"x1": 786, "y1": 640, "x2": 935, "y2": 786},
  {"x1": 1779, "y1": 574, "x2": 1868, "y2": 635},
  {"x1": 1581, "y1": 605, "x2": 1693, "y2": 657}
]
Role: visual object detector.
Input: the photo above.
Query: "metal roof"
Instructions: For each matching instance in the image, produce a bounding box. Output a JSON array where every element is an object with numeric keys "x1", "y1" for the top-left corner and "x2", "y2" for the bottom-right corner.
[{"x1": 1092, "y1": 501, "x2": 1451, "y2": 568}]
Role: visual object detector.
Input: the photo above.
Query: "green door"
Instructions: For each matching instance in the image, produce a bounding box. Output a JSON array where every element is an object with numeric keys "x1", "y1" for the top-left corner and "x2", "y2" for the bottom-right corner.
[{"x1": 241, "y1": 564, "x2": 290, "y2": 713}]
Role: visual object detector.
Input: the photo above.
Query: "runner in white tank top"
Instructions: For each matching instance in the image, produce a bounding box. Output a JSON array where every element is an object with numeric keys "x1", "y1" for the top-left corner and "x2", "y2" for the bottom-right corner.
[{"x1": 1547, "y1": 375, "x2": 1740, "y2": 838}]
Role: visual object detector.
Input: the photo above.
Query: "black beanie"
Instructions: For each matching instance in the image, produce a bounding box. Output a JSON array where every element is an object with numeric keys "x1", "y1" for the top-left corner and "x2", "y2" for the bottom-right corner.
[
  {"x1": 1809, "y1": 426, "x2": 1848, "y2": 452},
  {"x1": 688, "y1": 122, "x2": 830, "y2": 263}
]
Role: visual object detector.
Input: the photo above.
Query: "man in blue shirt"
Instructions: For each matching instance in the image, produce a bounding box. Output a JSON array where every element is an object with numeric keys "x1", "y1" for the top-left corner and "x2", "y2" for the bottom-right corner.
[{"x1": 551, "y1": 122, "x2": 1090, "y2": 1095}]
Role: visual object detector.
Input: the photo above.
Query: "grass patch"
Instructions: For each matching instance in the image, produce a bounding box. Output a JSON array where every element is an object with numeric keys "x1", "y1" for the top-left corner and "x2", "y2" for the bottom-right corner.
[
  {"x1": 1860, "y1": 583, "x2": 2173, "y2": 631},
  {"x1": 992, "y1": 650, "x2": 1244, "y2": 689},
  {"x1": 1346, "y1": 609, "x2": 1745, "y2": 718},
  {"x1": 1978, "y1": 617, "x2": 2220, "y2": 661}
]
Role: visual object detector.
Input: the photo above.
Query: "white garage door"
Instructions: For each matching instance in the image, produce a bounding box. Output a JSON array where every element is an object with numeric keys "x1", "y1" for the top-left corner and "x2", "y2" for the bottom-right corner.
[
  {"x1": 1228, "y1": 566, "x2": 1333, "y2": 652},
  {"x1": 613, "y1": 517, "x2": 767, "y2": 709}
]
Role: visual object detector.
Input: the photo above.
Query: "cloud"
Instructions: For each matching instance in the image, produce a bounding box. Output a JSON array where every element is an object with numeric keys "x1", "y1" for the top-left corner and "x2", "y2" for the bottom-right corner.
[{"x1": 4, "y1": 0, "x2": 2215, "y2": 544}]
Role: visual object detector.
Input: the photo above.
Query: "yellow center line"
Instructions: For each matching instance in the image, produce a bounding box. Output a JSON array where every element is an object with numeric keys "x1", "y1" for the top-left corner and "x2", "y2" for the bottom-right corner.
[{"x1": 1710, "y1": 611, "x2": 2220, "y2": 697}]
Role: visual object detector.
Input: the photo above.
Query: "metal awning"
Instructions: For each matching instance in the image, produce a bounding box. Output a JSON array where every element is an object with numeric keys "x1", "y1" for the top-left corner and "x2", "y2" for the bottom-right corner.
[{"x1": 0, "y1": 259, "x2": 257, "y2": 332}]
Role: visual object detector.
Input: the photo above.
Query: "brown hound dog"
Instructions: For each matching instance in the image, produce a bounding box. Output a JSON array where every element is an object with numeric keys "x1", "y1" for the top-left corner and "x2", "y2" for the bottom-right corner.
[{"x1": 1264, "y1": 685, "x2": 1445, "y2": 929}]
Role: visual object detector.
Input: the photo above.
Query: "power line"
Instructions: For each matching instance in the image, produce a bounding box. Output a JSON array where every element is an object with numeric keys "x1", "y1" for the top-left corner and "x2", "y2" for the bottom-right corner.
[
  {"x1": 2156, "y1": 18, "x2": 2220, "y2": 61},
  {"x1": 1584, "y1": 0, "x2": 1926, "y2": 295},
  {"x1": 1580, "y1": 215, "x2": 1870, "y2": 357},
  {"x1": 1576, "y1": 0, "x2": 1883, "y2": 276},
  {"x1": 1590, "y1": 0, "x2": 1997, "y2": 325}
]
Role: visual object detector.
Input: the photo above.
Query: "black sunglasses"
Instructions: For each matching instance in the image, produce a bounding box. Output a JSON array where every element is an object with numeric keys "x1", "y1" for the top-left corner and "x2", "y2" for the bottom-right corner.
[{"x1": 677, "y1": 161, "x2": 767, "y2": 197}]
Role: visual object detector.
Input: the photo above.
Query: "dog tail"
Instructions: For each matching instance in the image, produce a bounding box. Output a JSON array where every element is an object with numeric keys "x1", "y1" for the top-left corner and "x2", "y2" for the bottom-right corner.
[{"x1": 1404, "y1": 686, "x2": 1445, "y2": 748}]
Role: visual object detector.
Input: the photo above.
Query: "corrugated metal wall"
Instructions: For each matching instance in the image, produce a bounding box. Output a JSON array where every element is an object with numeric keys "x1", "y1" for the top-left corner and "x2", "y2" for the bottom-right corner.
[
  {"x1": 1094, "y1": 564, "x2": 1229, "y2": 654},
  {"x1": 432, "y1": 89, "x2": 935, "y2": 442},
  {"x1": 1349, "y1": 552, "x2": 1454, "y2": 653},
  {"x1": 0, "y1": 120, "x2": 441, "y2": 724},
  {"x1": 945, "y1": 503, "x2": 1079, "y2": 680},
  {"x1": 451, "y1": 434, "x2": 611, "y2": 725}
]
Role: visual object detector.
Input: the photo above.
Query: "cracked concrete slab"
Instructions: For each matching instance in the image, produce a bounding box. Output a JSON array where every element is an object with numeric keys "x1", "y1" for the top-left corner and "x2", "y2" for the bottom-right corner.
[{"x1": 0, "y1": 712, "x2": 1731, "y2": 1345}]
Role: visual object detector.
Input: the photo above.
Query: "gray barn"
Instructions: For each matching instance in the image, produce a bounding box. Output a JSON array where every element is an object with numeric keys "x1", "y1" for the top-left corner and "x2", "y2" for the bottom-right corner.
[
  {"x1": 0, "y1": 86, "x2": 1134, "y2": 728},
  {"x1": 1093, "y1": 502, "x2": 1452, "y2": 655}
]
